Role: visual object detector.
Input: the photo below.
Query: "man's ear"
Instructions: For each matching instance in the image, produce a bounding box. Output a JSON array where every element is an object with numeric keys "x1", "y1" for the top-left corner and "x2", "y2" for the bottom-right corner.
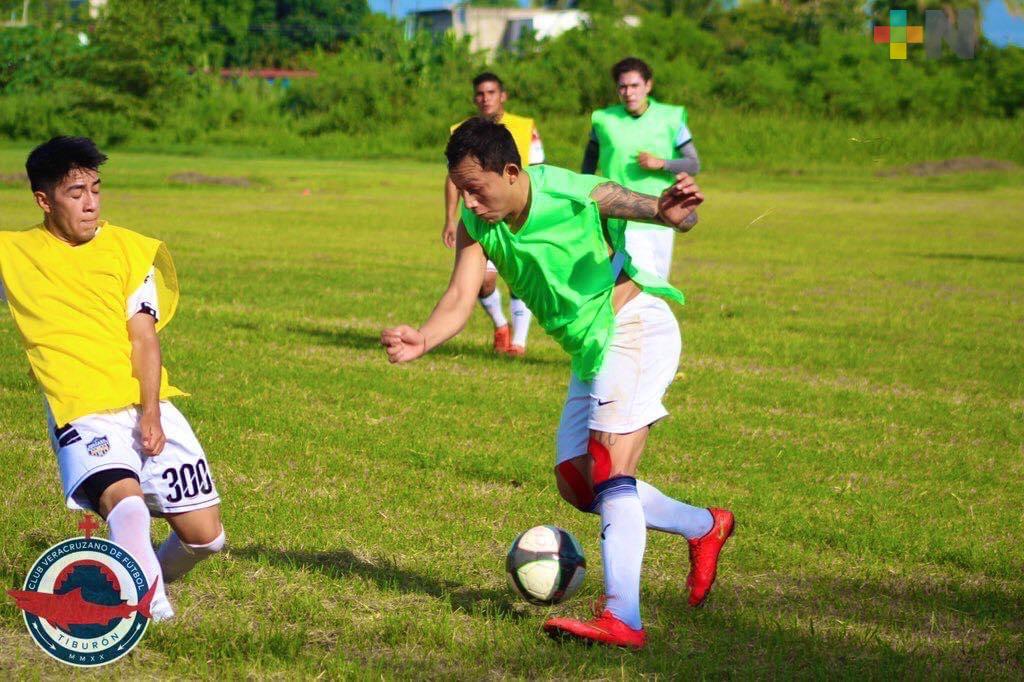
[
  {"x1": 500, "y1": 90, "x2": 508, "y2": 105},
  {"x1": 505, "y1": 163, "x2": 521, "y2": 184},
  {"x1": 34, "y1": 190, "x2": 52, "y2": 215},
  {"x1": 644, "y1": 79, "x2": 653, "y2": 96}
]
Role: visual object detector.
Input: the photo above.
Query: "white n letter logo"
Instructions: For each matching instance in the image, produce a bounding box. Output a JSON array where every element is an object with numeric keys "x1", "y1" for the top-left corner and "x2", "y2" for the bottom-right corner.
[{"x1": 925, "y1": 9, "x2": 977, "y2": 59}]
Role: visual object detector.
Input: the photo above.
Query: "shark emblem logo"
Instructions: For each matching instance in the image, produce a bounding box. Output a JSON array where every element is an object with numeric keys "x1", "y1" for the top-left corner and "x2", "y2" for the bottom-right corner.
[{"x1": 6, "y1": 516, "x2": 153, "y2": 667}]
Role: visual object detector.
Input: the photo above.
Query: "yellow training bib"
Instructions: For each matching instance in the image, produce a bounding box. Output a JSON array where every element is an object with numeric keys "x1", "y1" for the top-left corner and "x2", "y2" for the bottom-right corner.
[
  {"x1": 0, "y1": 222, "x2": 184, "y2": 425},
  {"x1": 450, "y1": 112, "x2": 536, "y2": 166}
]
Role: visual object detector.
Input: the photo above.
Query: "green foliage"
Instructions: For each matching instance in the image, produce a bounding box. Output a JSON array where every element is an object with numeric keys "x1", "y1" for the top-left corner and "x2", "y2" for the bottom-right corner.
[
  {"x1": 197, "y1": 0, "x2": 369, "y2": 67},
  {"x1": 0, "y1": 3, "x2": 1021, "y2": 162},
  {"x1": 0, "y1": 27, "x2": 81, "y2": 93}
]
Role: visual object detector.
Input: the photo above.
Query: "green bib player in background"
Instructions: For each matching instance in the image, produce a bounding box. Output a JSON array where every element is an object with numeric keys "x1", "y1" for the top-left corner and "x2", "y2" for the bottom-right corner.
[
  {"x1": 381, "y1": 118, "x2": 734, "y2": 649},
  {"x1": 583, "y1": 57, "x2": 701, "y2": 282}
]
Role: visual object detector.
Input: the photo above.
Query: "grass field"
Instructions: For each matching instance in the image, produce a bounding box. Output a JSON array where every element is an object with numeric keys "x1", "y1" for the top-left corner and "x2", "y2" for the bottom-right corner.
[{"x1": 0, "y1": 146, "x2": 1022, "y2": 678}]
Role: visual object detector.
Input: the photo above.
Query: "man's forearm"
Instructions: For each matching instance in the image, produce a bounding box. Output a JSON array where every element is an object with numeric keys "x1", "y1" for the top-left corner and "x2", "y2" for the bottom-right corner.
[
  {"x1": 591, "y1": 181, "x2": 698, "y2": 231},
  {"x1": 420, "y1": 287, "x2": 476, "y2": 352},
  {"x1": 131, "y1": 337, "x2": 163, "y2": 414},
  {"x1": 581, "y1": 138, "x2": 600, "y2": 174},
  {"x1": 444, "y1": 176, "x2": 460, "y2": 224},
  {"x1": 664, "y1": 141, "x2": 700, "y2": 176},
  {"x1": 592, "y1": 181, "x2": 659, "y2": 221}
]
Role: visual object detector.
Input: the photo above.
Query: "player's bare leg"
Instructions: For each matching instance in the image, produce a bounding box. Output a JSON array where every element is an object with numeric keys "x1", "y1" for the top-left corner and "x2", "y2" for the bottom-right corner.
[
  {"x1": 158, "y1": 505, "x2": 226, "y2": 584},
  {"x1": 477, "y1": 269, "x2": 510, "y2": 352},
  {"x1": 96, "y1": 477, "x2": 175, "y2": 620}
]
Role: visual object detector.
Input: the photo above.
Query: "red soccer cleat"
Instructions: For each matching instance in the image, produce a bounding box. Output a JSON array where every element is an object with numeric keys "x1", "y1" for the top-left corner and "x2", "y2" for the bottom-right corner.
[
  {"x1": 686, "y1": 507, "x2": 735, "y2": 607},
  {"x1": 493, "y1": 325, "x2": 511, "y2": 353},
  {"x1": 505, "y1": 343, "x2": 526, "y2": 357},
  {"x1": 543, "y1": 609, "x2": 647, "y2": 649}
]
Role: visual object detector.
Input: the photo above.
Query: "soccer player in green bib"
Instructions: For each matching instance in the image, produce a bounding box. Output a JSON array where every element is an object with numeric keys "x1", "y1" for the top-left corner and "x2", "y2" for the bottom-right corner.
[
  {"x1": 583, "y1": 57, "x2": 701, "y2": 282},
  {"x1": 382, "y1": 118, "x2": 733, "y2": 649}
]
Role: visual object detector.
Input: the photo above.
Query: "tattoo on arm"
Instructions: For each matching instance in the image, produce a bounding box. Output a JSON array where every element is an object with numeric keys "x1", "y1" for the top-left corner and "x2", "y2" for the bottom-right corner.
[{"x1": 591, "y1": 182, "x2": 659, "y2": 222}]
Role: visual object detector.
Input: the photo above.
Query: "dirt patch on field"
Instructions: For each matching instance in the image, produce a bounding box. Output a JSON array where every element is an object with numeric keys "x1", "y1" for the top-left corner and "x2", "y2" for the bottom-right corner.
[
  {"x1": 876, "y1": 157, "x2": 1017, "y2": 177},
  {"x1": 168, "y1": 172, "x2": 251, "y2": 187},
  {"x1": 0, "y1": 172, "x2": 28, "y2": 186}
]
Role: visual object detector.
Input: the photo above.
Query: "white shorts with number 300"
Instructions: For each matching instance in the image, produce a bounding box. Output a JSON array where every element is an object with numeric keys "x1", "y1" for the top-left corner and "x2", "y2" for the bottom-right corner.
[{"x1": 47, "y1": 401, "x2": 221, "y2": 515}]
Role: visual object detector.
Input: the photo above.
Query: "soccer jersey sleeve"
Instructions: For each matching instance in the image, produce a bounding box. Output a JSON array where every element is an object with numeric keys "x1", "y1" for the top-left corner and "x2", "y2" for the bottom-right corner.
[
  {"x1": 674, "y1": 123, "x2": 693, "y2": 148},
  {"x1": 529, "y1": 126, "x2": 546, "y2": 165},
  {"x1": 126, "y1": 267, "x2": 160, "y2": 321}
]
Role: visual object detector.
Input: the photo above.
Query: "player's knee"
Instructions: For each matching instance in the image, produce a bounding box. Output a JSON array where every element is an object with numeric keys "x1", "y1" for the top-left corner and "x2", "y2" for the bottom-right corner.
[
  {"x1": 187, "y1": 525, "x2": 226, "y2": 558},
  {"x1": 588, "y1": 437, "x2": 613, "y2": 485},
  {"x1": 555, "y1": 460, "x2": 595, "y2": 512},
  {"x1": 479, "y1": 277, "x2": 497, "y2": 298}
]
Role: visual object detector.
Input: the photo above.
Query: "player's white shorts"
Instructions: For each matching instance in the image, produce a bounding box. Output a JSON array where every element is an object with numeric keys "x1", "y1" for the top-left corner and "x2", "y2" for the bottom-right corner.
[
  {"x1": 486, "y1": 259, "x2": 498, "y2": 274},
  {"x1": 556, "y1": 293, "x2": 681, "y2": 465},
  {"x1": 47, "y1": 401, "x2": 221, "y2": 515},
  {"x1": 626, "y1": 226, "x2": 675, "y2": 281}
]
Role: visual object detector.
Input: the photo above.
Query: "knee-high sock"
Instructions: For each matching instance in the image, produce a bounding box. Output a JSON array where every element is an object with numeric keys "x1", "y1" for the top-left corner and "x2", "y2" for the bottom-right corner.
[
  {"x1": 478, "y1": 290, "x2": 507, "y2": 328},
  {"x1": 157, "y1": 527, "x2": 226, "y2": 583},
  {"x1": 509, "y1": 297, "x2": 532, "y2": 347},
  {"x1": 637, "y1": 480, "x2": 714, "y2": 539},
  {"x1": 596, "y1": 476, "x2": 646, "y2": 630},
  {"x1": 106, "y1": 497, "x2": 172, "y2": 619}
]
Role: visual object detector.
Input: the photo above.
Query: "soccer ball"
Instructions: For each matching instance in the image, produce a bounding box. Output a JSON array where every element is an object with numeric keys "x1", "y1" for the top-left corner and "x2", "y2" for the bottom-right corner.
[{"x1": 506, "y1": 525, "x2": 586, "y2": 605}]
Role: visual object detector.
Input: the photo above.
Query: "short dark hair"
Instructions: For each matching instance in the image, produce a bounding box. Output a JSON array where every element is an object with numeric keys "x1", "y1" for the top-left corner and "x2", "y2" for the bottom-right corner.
[
  {"x1": 611, "y1": 57, "x2": 653, "y2": 83},
  {"x1": 446, "y1": 117, "x2": 521, "y2": 173},
  {"x1": 472, "y1": 71, "x2": 504, "y2": 91},
  {"x1": 25, "y1": 136, "x2": 107, "y2": 194}
]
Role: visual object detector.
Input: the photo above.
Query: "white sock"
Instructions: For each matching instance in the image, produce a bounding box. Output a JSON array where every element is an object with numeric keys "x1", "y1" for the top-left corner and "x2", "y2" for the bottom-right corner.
[
  {"x1": 157, "y1": 527, "x2": 226, "y2": 584},
  {"x1": 637, "y1": 480, "x2": 714, "y2": 539},
  {"x1": 478, "y1": 290, "x2": 507, "y2": 329},
  {"x1": 597, "y1": 477, "x2": 646, "y2": 630},
  {"x1": 509, "y1": 298, "x2": 532, "y2": 347},
  {"x1": 106, "y1": 497, "x2": 173, "y2": 621}
]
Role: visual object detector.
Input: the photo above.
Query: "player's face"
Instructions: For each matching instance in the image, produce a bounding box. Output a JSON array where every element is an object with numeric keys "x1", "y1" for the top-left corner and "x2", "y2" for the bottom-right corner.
[
  {"x1": 35, "y1": 168, "x2": 102, "y2": 245},
  {"x1": 474, "y1": 81, "x2": 507, "y2": 120},
  {"x1": 449, "y1": 157, "x2": 518, "y2": 223},
  {"x1": 617, "y1": 71, "x2": 653, "y2": 114}
]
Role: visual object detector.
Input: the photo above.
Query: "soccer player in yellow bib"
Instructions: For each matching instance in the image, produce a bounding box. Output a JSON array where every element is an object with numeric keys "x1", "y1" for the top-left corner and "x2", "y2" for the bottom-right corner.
[
  {"x1": 583, "y1": 57, "x2": 701, "y2": 282},
  {"x1": 442, "y1": 72, "x2": 545, "y2": 357},
  {"x1": 0, "y1": 137, "x2": 226, "y2": 622}
]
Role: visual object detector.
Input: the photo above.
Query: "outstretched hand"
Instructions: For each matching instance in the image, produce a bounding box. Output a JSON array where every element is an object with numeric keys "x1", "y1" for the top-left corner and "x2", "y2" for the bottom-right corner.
[
  {"x1": 657, "y1": 172, "x2": 704, "y2": 230},
  {"x1": 381, "y1": 325, "x2": 427, "y2": 364}
]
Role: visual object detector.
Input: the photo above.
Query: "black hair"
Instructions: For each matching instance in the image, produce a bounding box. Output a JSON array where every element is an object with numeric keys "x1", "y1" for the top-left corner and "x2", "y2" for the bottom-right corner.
[
  {"x1": 472, "y1": 71, "x2": 504, "y2": 91},
  {"x1": 25, "y1": 136, "x2": 108, "y2": 194},
  {"x1": 611, "y1": 57, "x2": 653, "y2": 83},
  {"x1": 446, "y1": 117, "x2": 522, "y2": 173}
]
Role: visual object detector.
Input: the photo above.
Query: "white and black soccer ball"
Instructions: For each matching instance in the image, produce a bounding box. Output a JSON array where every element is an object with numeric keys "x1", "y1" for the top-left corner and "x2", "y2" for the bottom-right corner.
[{"x1": 506, "y1": 525, "x2": 586, "y2": 605}]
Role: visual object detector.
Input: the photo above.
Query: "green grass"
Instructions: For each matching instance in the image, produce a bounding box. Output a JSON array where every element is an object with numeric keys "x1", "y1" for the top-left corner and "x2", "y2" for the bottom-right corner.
[{"x1": 0, "y1": 147, "x2": 1022, "y2": 678}]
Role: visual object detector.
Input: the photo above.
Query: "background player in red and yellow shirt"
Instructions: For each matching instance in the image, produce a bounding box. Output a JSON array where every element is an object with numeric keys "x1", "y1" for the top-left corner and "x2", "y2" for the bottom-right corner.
[{"x1": 441, "y1": 72, "x2": 545, "y2": 357}]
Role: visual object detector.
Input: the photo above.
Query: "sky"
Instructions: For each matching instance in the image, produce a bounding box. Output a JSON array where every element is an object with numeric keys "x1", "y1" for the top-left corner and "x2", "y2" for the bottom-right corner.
[{"x1": 368, "y1": 0, "x2": 1024, "y2": 47}]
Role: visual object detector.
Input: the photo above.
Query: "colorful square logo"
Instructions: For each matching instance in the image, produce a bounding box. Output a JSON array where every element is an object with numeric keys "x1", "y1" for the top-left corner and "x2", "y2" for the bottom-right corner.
[{"x1": 873, "y1": 9, "x2": 924, "y2": 60}]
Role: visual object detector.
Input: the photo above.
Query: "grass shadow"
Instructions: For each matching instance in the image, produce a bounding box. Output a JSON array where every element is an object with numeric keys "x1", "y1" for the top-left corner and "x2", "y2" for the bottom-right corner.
[
  {"x1": 286, "y1": 324, "x2": 564, "y2": 367},
  {"x1": 231, "y1": 544, "x2": 526, "y2": 619},
  {"x1": 910, "y1": 252, "x2": 1024, "y2": 265}
]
